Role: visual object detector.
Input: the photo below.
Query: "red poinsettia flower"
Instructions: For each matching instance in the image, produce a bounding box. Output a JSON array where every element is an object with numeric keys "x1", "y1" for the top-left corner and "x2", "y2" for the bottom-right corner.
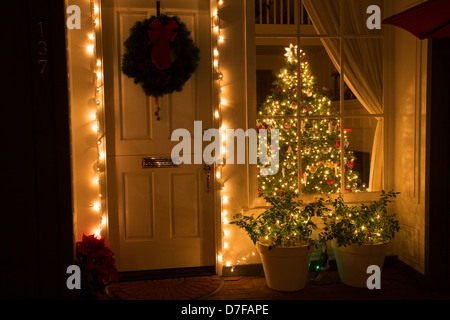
[{"x1": 75, "y1": 234, "x2": 119, "y2": 291}]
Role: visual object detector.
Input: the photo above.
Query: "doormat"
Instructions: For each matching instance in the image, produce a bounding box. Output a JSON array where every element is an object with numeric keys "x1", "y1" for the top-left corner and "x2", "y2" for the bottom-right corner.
[{"x1": 107, "y1": 275, "x2": 223, "y2": 300}]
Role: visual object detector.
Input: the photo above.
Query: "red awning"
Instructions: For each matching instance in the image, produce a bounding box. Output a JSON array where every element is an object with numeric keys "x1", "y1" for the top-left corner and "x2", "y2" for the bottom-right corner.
[{"x1": 382, "y1": 0, "x2": 450, "y2": 39}]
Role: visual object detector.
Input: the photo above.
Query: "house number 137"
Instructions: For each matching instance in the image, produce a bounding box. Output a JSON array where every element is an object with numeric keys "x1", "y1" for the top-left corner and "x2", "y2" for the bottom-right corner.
[{"x1": 37, "y1": 21, "x2": 48, "y2": 75}]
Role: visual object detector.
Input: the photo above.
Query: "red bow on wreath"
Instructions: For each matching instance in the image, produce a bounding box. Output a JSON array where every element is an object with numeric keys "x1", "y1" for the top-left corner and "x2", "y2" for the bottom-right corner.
[{"x1": 148, "y1": 19, "x2": 179, "y2": 70}]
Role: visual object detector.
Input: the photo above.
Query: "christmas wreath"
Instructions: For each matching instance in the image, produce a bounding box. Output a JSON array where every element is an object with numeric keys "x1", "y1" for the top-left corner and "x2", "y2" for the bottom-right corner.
[{"x1": 121, "y1": 14, "x2": 200, "y2": 118}]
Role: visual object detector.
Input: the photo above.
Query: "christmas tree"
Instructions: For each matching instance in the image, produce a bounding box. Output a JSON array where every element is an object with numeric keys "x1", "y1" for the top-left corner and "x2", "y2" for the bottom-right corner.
[{"x1": 257, "y1": 44, "x2": 366, "y2": 196}]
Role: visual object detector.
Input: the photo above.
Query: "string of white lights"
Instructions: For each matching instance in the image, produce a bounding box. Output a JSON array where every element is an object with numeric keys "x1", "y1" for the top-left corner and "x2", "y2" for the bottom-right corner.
[{"x1": 87, "y1": 0, "x2": 106, "y2": 239}]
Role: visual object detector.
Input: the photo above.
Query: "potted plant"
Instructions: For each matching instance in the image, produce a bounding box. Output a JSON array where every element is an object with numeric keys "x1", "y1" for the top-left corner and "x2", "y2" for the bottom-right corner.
[
  {"x1": 75, "y1": 234, "x2": 119, "y2": 299},
  {"x1": 320, "y1": 190, "x2": 400, "y2": 287},
  {"x1": 230, "y1": 191, "x2": 330, "y2": 291}
]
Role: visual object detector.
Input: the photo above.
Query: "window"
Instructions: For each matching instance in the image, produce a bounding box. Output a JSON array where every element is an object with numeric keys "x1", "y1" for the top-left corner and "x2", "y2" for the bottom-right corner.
[{"x1": 252, "y1": 0, "x2": 384, "y2": 198}]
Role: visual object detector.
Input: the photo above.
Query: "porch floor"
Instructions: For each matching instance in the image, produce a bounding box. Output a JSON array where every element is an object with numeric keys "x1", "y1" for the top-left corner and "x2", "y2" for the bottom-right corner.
[{"x1": 206, "y1": 267, "x2": 450, "y2": 300}]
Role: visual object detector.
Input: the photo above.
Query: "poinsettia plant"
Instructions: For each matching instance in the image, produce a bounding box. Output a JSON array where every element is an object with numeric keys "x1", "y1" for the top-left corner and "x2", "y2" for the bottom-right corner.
[{"x1": 75, "y1": 234, "x2": 118, "y2": 297}]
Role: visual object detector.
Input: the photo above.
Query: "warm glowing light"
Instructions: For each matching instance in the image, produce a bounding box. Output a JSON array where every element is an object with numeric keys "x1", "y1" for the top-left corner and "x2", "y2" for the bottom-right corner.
[
  {"x1": 220, "y1": 98, "x2": 227, "y2": 106},
  {"x1": 216, "y1": 171, "x2": 221, "y2": 179},
  {"x1": 94, "y1": 4, "x2": 99, "y2": 14},
  {"x1": 224, "y1": 242, "x2": 228, "y2": 248},
  {"x1": 218, "y1": 36, "x2": 224, "y2": 43},
  {"x1": 218, "y1": 254, "x2": 223, "y2": 262},
  {"x1": 222, "y1": 195, "x2": 228, "y2": 204},
  {"x1": 88, "y1": 33, "x2": 95, "y2": 40},
  {"x1": 94, "y1": 228, "x2": 102, "y2": 239},
  {"x1": 214, "y1": 59, "x2": 219, "y2": 67},
  {"x1": 214, "y1": 48, "x2": 219, "y2": 56},
  {"x1": 87, "y1": 44, "x2": 95, "y2": 54},
  {"x1": 92, "y1": 123, "x2": 98, "y2": 132},
  {"x1": 93, "y1": 201, "x2": 101, "y2": 211},
  {"x1": 96, "y1": 59, "x2": 102, "y2": 67},
  {"x1": 215, "y1": 110, "x2": 219, "y2": 118},
  {"x1": 99, "y1": 151, "x2": 105, "y2": 161}
]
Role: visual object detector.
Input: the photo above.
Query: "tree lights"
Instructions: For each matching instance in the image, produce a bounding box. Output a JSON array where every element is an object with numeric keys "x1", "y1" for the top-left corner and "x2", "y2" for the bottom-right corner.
[{"x1": 257, "y1": 44, "x2": 366, "y2": 196}]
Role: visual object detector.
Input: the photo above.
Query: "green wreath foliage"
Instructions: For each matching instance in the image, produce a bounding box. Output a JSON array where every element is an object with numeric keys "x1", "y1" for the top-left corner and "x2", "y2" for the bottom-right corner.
[{"x1": 121, "y1": 14, "x2": 200, "y2": 97}]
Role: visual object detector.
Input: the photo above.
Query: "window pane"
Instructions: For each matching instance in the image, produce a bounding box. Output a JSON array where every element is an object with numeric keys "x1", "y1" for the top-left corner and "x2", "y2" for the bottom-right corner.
[
  {"x1": 256, "y1": 42, "x2": 298, "y2": 117},
  {"x1": 300, "y1": 118, "x2": 342, "y2": 194},
  {"x1": 299, "y1": 38, "x2": 340, "y2": 115},
  {"x1": 342, "y1": 117, "x2": 379, "y2": 192},
  {"x1": 302, "y1": 0, "x2": 341, "y2": 36},
  {"x1": 257, "y1": 118, "x2": 298, "y2": 197},
  {"x1": 256, "y1": 40, "x2": 341, "y2": 118},
  {"x1": 342, "y1": 38, "x2": 383, "y2": 115}
]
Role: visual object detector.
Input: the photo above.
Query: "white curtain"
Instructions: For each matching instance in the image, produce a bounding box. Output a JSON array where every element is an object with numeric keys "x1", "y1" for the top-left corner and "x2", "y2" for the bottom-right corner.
[{"x1": 302, "y1": 0, "x2": 384, "y2": 191}]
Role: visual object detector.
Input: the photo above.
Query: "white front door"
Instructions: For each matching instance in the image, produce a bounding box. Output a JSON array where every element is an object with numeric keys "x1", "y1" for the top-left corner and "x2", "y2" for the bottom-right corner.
[{"x1": 102, "y1": 0, "x2": 215, "y2": 272}]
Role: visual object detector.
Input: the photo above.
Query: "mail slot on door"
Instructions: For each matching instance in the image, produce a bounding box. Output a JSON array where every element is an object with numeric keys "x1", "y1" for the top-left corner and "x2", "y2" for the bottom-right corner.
[{"x1": 141, "y1": 157, "x2": 181, "y2": 168}]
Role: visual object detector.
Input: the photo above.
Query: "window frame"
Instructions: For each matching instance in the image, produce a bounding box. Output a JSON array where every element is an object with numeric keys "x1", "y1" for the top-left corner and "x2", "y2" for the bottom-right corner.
[{"x1": 246, "y1": 0, "x2": 388, "y2": 208}]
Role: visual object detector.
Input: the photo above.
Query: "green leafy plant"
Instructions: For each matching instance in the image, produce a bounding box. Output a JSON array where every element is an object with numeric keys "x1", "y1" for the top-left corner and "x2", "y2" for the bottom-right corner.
[
  {"x1": 320, "y1": 190, "x2": 400, "y2": 247},
  {"x1": 230, "y1": 191, "x2": 330, "y2": 249}
]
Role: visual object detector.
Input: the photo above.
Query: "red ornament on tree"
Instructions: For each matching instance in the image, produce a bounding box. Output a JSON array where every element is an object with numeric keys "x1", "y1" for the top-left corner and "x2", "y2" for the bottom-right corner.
[
  {"x1": 335, "y1": 140, "x2": 341, "y2": 149},
  {"x1": 347, "y1": 160, "x2": 354, "y2": 169},
  {"x1": 284, "y1": 122, "x2": 291, "y2": 128},
  {"x1": 326, "y1": 179, "x2": 333, "y2": 185}
]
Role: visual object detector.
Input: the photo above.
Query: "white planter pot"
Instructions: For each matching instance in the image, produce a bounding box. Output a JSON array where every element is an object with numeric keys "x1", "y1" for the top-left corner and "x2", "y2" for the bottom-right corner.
[
  {"x1": 331, "y1": 240, "x2": 388, "y2": 288},
  {"x1": 256, "y1": 242, "x2": 313, "y2": 292}
]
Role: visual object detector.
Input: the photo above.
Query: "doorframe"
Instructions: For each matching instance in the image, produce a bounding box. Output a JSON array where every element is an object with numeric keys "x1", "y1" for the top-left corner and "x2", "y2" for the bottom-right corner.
[
  {"x1": 425, "y1": 38, "x2": 450, "y2": 290},
  {"x1": 2, "y1": 0, "x2": 74, "y2": 298},
  {"x1": 99, "y1": 0, "x2": 221, "y2": 276}
]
